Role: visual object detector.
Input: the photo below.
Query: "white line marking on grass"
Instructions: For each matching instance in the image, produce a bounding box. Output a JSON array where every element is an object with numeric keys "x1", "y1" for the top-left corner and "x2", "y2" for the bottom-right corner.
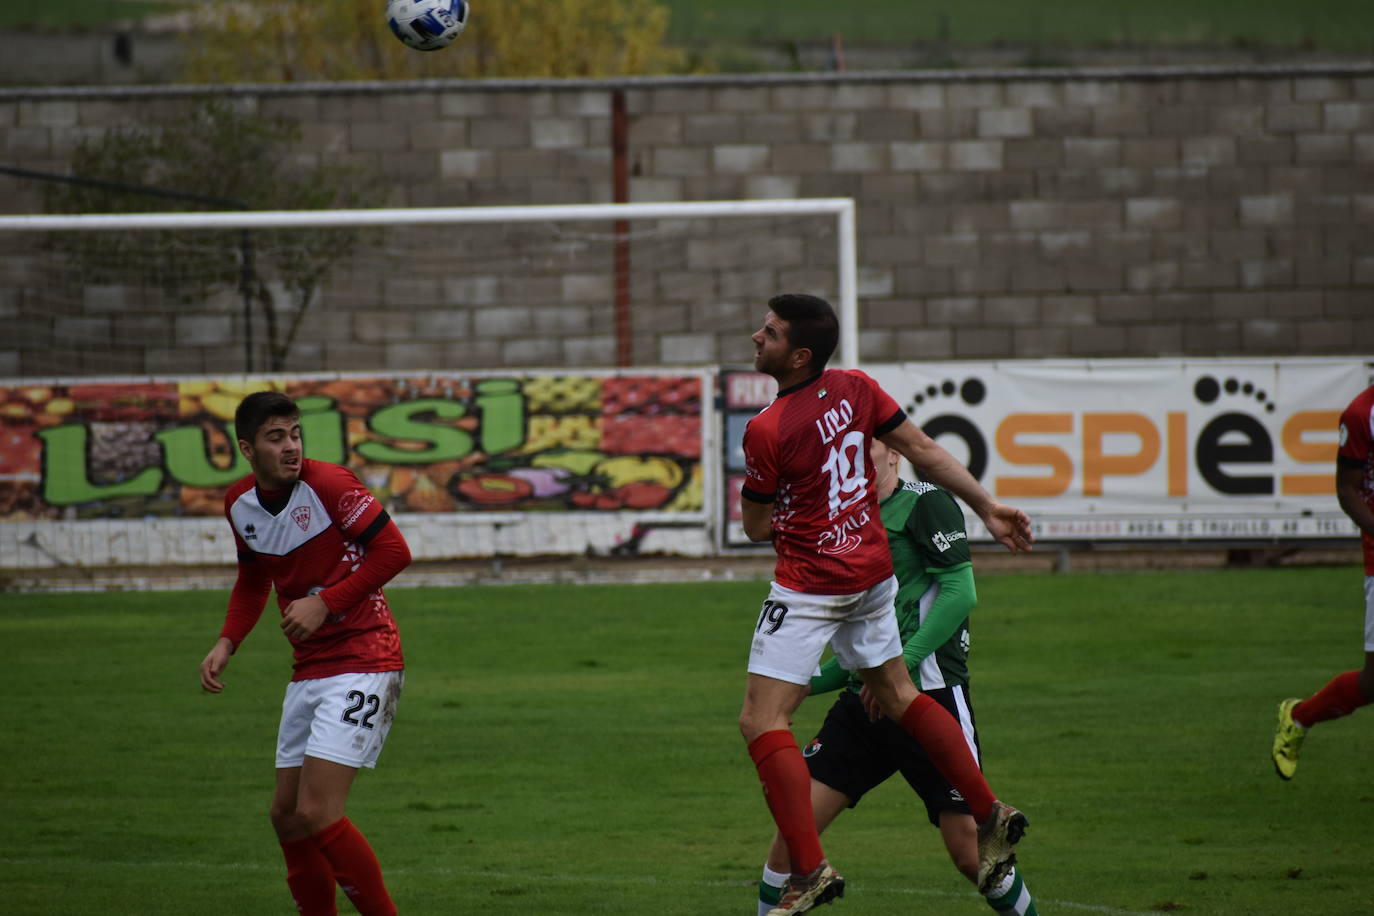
[{"x1": 0, "y1": 857, "x2": 1159, "y2": 915}]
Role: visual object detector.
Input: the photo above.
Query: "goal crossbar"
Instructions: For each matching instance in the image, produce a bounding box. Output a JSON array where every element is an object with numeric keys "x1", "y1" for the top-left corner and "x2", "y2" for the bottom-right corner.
[{"x1": 0, "y1": 197, "x2": 861, "y2": 366}]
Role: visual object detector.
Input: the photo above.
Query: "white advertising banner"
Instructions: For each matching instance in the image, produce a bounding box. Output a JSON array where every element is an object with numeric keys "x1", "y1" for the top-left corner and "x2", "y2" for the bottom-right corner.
[{"x1": 866, "y1": 358, "x2": 1372, "y2": 542}]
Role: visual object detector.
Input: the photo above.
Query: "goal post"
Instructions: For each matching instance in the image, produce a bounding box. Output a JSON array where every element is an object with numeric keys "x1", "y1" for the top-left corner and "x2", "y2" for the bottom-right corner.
[{"x1": 0, "y1": 198, "x2": 861, "y2": 369}]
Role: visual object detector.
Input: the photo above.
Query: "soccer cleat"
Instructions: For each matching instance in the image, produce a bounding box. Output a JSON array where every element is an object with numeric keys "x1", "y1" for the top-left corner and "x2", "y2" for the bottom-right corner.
[
  {"x1": 976, "y1": 801, "x2": 1028, "y2": 895},
  {"x1": 766, "y1": 861, "x2": 845, "y2": 916},
  {"x1": 1272, "y1": 697, "x2": 1307, "y2": 780}
]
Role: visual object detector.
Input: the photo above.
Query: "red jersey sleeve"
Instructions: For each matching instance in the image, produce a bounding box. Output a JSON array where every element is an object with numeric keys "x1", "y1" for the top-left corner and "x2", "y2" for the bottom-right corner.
[
  {"x1": 318, "y1": 520, "x2": 411, "y2": 613},
  {"x1": 306, "y1": 461, "x2": 412, "y2": 612},
  {"x1": 741, "y1": 410, "x2": 779, "y2": 503},
  {"x1": 851, "y1": 369, "x2": 905, "y2": 435},
  {"x1": 310, "y1": 462, "x2": 389, "y2": 542},
  {"x1": 219, "y1": 499, "x2": 271, "y2": 650}
]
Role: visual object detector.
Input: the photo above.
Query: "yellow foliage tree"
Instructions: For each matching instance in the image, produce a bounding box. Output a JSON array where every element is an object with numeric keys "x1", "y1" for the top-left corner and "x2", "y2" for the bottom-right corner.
[{"x1": 179, "y1": 0, "x2": 689, "y2": 83}]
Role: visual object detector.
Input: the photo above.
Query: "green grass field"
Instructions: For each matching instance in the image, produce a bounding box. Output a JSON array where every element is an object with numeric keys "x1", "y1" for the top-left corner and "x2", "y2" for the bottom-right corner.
[{"x1": 3, "y1": 567, "x2": 1372, "y2": 914}]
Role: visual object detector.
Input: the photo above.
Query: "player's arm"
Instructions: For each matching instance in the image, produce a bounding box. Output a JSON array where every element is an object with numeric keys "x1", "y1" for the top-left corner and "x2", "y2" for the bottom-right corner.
[
  {"x1": 900, "y1": 565, "x2": 975, "y2": 673},
  {"x1": 201, "y1": 551, "x2": 272, "y2": 692},
  {"x1": 281, "y1": 515, "x2": 412, "y2": 640},
  {"x1": 898, "y1": 490, "x2": 977, "y2": 672},
  {"x1": 739, "y1": 416, "x2": 779, "y2": 542},
  {"x1": 1336, "y1": 461, "x2": 1374, "y2": 539},
  {"x1": 878, "y1": 418, "x2": 1033, "y2": 554},
  {"x1": 740, "y1": 494, "x2": 774, "y2": 542}
]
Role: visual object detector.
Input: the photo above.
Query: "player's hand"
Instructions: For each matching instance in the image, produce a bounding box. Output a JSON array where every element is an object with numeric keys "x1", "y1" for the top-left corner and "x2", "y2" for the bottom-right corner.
[
  {"x1": 200, "y1": 637, "x2": 235, "y2": 693},
  {"x1": 859, "y1": 685, "x2": 883, "y2": 722},
  {"x1": 281, "y1": 594, "x2": 330, "y2": 641},
  {"x1": 980, "y1": 502, "x2": 1034, "y2": 554}
]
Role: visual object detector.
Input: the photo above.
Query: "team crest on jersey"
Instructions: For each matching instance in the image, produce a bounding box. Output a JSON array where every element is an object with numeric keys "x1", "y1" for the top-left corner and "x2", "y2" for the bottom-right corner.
[
  {"x1": 291, "y1": 506, "x2": 312, "y2": 531},
  {"x1": 802, "y1": 738, "x2": 822, "y2": 757}
]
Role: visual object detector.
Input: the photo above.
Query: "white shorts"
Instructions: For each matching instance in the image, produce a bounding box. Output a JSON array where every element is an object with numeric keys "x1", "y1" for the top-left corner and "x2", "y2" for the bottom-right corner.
[
  {"x1": 276, "y1": 670, "x2": 404, "y2": 770},
  {"x1": 1364, "y1": 576, "x2": 1374, "y2": 652},
  {"x1": 747, "y1": 577, "x2": 904, "y2": 686}
]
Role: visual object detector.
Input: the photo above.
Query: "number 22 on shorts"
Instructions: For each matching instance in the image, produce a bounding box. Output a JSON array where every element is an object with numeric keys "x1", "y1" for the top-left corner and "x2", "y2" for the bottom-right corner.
[{"x1": 756, "y1": 599, "x2": 789, "y2": 635}]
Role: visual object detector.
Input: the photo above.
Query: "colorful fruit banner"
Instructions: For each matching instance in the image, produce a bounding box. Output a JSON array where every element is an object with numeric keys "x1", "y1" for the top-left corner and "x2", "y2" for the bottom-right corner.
[{"x1": 0, "y1": 373, "x2": 705, "y2": 522}]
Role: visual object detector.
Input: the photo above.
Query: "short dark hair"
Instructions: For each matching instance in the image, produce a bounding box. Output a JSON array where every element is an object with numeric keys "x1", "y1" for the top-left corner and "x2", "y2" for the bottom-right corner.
[
  {"x1": 234, "y1": 391, "x2": 299, "y2": 445},
  {"x1": 769, "y1": 293, "x2": 839, "y2": 370}
]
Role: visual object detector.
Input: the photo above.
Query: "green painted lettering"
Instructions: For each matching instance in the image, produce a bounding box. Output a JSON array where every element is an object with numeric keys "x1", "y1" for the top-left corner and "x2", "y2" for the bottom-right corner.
[
  {"x1": 296, "y1": 396, "x2": 346, "y2": 465},
  {"x1": 37, "y1": 425, "x2": 162, "y2": 506},
  {"x1": 476, "y1": 379, "x2": 525, "y2": 455},
  {"x1": 356, "y1": 398, "x2": 472, "y2": 464},
  {"x1": 156, "y1": 422, "x2": 249, "y2": 488}
]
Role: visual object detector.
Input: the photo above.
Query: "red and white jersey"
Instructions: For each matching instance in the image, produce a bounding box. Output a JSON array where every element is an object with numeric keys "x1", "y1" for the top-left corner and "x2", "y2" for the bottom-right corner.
[
  {"x1": 224, "y1": 459, "x2": 404, "y2": 680},
  {"x1": 1338, "y1": 384, "x2": 1374, "y2": 574},
  {"x1": 742, "y1": 369, "x2": 905, "y2": 594}
]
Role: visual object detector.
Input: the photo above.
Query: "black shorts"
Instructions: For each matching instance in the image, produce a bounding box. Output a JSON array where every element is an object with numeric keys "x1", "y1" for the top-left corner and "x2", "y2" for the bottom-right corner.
[{"x1": 801, "y1": 686, "x2": 980, "y2": 827}]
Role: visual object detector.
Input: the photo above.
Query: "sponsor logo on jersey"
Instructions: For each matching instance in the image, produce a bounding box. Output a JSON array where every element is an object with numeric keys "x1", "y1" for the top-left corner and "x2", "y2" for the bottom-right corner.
[
  {"x1": 338, "y1": 490, "x2": 375, "y2": 529},
  {"x1": 802, "y1": 739, "x2": 822, "y2": 758},
  {"x1": 817, "y1": 507, "x2": 868, "y2": 556},
  {"x1": 931, "y1": 529, "x2": 966, "y2": 552},
  {"x1": 243, "y1": 523, "x2": 257, "y2": 540},
  {"x1": 291, "y1": 506, "x2": 312, "y2": 531}
]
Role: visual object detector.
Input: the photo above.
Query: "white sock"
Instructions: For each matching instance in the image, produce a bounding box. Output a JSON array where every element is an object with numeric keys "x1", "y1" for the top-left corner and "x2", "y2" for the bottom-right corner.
[{"x1": 758, "y1": 863, "x2": 789, "y2": 915}]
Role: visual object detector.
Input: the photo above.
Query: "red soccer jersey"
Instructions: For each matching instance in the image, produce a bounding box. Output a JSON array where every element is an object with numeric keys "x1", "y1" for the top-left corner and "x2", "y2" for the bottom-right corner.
[
  {"x1": 742, "y1": 369, "x2": 906, "y2": 594},
  {"x1": 222, "y1": 459, "x2": 407, "y2": 680},
  {"x1": 1338, "y1": 384, "x2": 1374, "y2": 575}
]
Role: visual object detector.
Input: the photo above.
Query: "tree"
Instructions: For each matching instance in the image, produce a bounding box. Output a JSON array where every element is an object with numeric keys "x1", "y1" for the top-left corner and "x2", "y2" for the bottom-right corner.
[
  {"x1": 178, "y1": 0, "x2": 689, "y2": 83},
  {"x1": 45, "y1": 100, "x2": 377, "y2": 371}
]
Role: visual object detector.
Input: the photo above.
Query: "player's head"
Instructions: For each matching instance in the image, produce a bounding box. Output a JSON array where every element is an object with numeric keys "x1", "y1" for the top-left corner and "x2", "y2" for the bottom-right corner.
[
  {"x1": 235, "y1": 391, "x2": 302, "y2": 489},
  {"x1": 753, "y1": 294, "x2": 839, "y2": 378},
  {"x1": 870, "y1": 436, "x2": 902, "y2": 493}
]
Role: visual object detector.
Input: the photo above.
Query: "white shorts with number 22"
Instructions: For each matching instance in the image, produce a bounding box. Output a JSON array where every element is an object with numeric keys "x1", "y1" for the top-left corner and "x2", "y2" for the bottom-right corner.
[{"x1": 276, "y1": 670, "x2": 404, "y2": 770}]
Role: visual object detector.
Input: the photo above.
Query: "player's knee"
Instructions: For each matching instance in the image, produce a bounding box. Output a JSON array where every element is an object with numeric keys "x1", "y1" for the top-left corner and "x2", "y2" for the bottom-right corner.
[
  {"x1": 739, "y1": 710, "x2": 765, "y2": 742},
  {"x1": 269, "y1": 802, "x2": 305, "y2": 838}
]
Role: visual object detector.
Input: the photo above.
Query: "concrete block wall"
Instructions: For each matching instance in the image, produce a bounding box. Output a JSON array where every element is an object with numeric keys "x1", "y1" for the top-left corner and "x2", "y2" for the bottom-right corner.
[{"x1": 0, "y1": 63, "x2": 1371, "y2": 378}]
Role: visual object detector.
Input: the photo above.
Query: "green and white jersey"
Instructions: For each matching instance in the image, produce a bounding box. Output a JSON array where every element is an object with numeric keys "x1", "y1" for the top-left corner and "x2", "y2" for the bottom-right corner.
[{"x1": 842, "y1": 478, "x2": 974, "y2": 693}]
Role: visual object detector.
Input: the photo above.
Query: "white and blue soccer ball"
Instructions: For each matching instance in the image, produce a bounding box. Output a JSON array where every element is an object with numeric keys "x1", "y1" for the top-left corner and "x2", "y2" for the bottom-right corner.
[{"x1": 386, "y1": 0, "x2": 468, "y2": 51}]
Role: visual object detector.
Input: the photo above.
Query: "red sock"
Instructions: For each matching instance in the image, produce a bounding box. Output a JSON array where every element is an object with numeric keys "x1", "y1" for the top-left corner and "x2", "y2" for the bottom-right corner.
[
  {"x1": 899, "y1": 694, "x2": 996, "y2": 823},
  {"x1": 1293, "y1": 671, "x2": 1371, "y2": 727},
  {"x1": 312, "y1": 818, "x2": 396, "y2": 916},
  {"x1": 280, "y1": 835, "x2": 338, "y2": 916},
  {"x1": 748, "y1": 730, "x2": 825, "y2": 874}
]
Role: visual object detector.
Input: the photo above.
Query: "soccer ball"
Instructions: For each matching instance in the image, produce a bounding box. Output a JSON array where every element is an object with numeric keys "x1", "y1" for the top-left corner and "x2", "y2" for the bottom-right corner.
[{"x1": 386, "y1": 0, "x2": 469, "y2": 51}]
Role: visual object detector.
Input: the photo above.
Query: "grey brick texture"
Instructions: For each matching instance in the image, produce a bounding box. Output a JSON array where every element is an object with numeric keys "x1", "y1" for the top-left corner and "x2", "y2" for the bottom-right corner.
[{"x1": 0, "y1": 64, "x2": 1370, "y2": 376}]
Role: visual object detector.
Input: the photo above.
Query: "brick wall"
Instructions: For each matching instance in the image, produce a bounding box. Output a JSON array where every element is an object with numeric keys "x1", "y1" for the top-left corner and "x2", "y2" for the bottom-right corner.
[{"x1": 1, "y1": 64, "x2": 1371, "y2": 378}]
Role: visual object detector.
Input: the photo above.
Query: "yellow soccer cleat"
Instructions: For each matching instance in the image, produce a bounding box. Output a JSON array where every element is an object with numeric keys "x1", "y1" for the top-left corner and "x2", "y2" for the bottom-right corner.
[{"x1": 1272, "y1": 697, "x2": 1307, "y2": 780}]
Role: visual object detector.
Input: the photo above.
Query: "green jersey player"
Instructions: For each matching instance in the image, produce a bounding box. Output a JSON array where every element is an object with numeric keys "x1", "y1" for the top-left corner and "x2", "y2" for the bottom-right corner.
[{"x1": 756, "y1": 438, "x2": 1038, "y2": 916}]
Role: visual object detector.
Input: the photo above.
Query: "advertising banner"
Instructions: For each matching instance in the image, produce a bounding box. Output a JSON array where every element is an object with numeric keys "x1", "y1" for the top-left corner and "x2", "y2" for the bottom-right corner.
[
  {"x1": 869, "y1": 358, "x2": 1370, "y2": 541},
  {"x1": 0, "y1": 373, "x2": 705, "y2": 523},
  {"x1": 720, "y1": 359, "x2": 1370, "y2": 546}
]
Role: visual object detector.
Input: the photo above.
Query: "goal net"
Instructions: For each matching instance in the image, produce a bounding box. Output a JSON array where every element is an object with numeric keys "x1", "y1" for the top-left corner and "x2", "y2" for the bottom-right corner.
[
  {"x1": 0, "y1": 200, "x2": 857, "y2": 585},
  {"x1": 0, "y1": 199, "x2": 857, "y2": 377}
]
